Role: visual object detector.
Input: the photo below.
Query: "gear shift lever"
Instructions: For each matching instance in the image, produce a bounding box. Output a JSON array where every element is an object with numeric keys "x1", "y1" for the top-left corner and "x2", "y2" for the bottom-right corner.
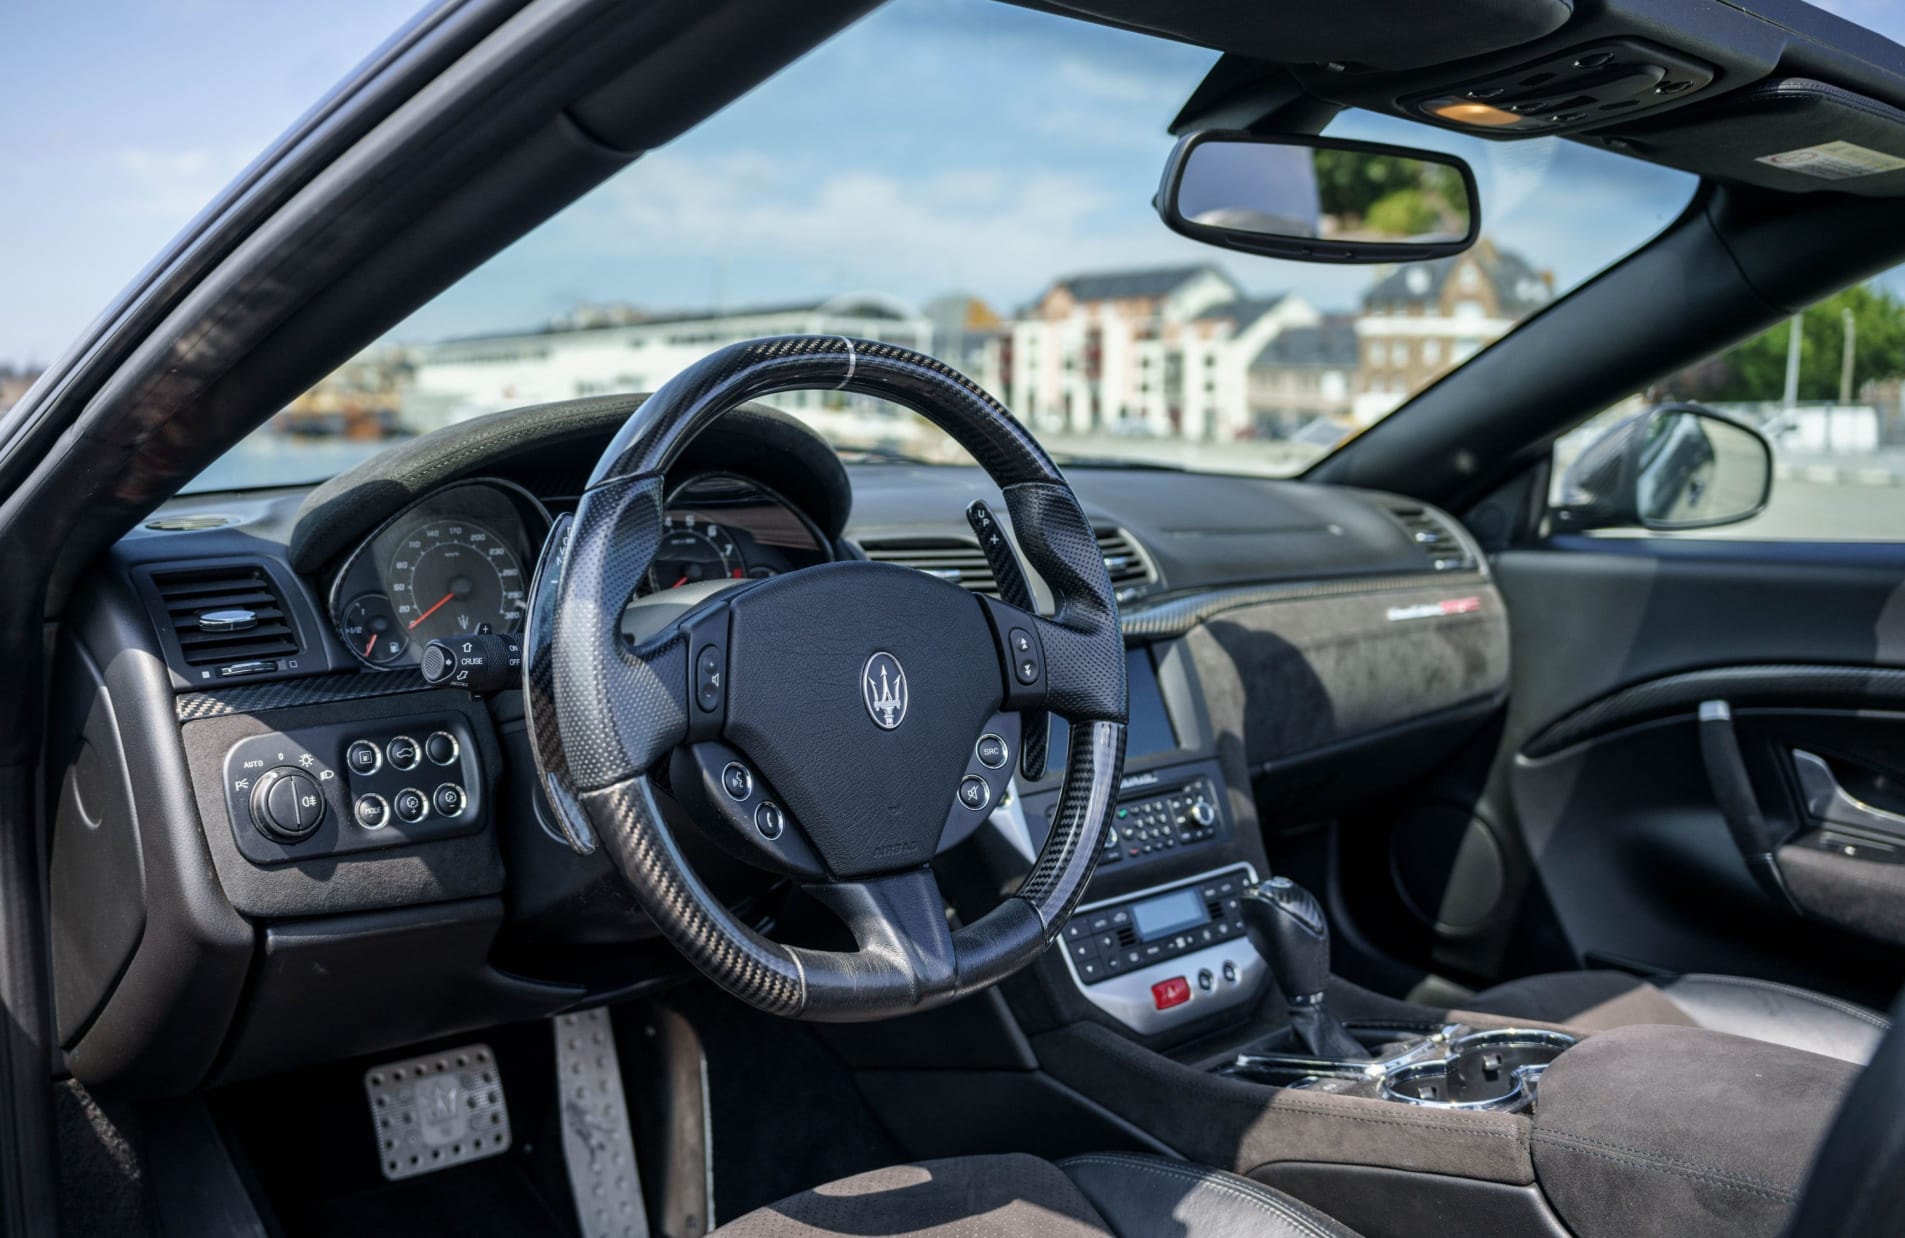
[{"x1": 1241, "y1": 876, "x2": 1366, "y2": 1060}]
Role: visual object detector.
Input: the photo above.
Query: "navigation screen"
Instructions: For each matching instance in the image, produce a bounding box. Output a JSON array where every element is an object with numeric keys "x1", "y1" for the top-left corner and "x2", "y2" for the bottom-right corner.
[
  {"x1": 1130, "y1": 888, "x2": 1209, "y2": 942},
  {"x1": 1049, "y1": 646, "x2": 1178, "y2": 764}
]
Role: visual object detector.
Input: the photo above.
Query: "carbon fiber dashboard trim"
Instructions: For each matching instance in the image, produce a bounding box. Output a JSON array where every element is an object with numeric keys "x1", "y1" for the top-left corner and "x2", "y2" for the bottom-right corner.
[
  {"x1": 1523, "y1": 664, "x2": 1905, "y2": 758},
  {"x1": 1120, "y1": 570, "x2": 1488, "y2": 641},
  {"x1": 176, "y1": 668, "x2": 426, "y2": 721}
]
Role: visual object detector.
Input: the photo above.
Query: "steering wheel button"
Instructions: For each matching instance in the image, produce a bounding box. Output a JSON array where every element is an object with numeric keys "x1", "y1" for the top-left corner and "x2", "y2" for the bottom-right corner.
[
  {"x1": 976, "y1": 733, "x2": 1008, "y2": 769},
  {"x1": 346, "y1": 740, "x2": 382, "y2": 774},
  {"x1": 354, "y1": 793, "x2": 390, "y2": 830},
  {"x1": 433, "y1": 783, "x2": 466, "y2": 816},
  {"x1": 1007, "y1": 627, "x2": 1041, "y2": 686},
  {"x1": 387, "y1": 735, "x2": 420, "y2": 771},
  {"x1": 695, "y1": 644, "x2": 724, "y2": 713},
  {"x1": 393, "y1": 788, "x2": 428, "y2": 823},
  {"x1": 721, "y1": 761, "x2": 753, "y2": 801},
  {"x1": 754, "y1": 801, "x2": 785, "y2": 840},
  {"x1": 425, "y1": 731, "x2": 460, "y2": 765},
  {"x1": 958, "y1": 775, "x2": 991, "y2": 811}
]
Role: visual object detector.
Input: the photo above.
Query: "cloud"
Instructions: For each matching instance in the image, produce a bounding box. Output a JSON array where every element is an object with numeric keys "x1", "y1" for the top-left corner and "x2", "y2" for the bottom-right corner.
[
  {"x1": 1053, "y1": 57, "x2": 1186, "y2": 106},
  {"x1": 529, "y1": 147, "x2": 1205, "y2": 313}
]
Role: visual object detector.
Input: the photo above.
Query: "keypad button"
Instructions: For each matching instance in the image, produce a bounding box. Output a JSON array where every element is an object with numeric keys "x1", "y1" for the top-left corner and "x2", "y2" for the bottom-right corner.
[
  {"x1": 387, "y1": 736, "x2": 421, "y2": 771},
  {"x1": 721, "y1": 762, "x2": 753, "y2": 801},
  {"x1": 975, "y1": 733, "x2": 1008, "y2": 769},
  {"x1": 425, "y1": 731, "x2": 459, "y2": 766},
  {"x1": 754, "y1": 801, "x2": 785, "y2": 840},
  {"x1": 354, "y1": 794, "x2": 390, "y2": 830},
  {"x1": 346, "y1": 740, "x2": 381, "y2": 775},
  {"x1": 958, "y1": 775, "x2": 991, "y2": 811},
  {"x1": 432, "y1": 783, "x2": 466, "y2": 817},
  {"x1": 393, "y1": 788, "x2": 428, "y2": 823}
]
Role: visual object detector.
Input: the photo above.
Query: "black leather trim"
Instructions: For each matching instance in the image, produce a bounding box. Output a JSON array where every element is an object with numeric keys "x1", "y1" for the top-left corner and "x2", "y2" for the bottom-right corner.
[
  {"x1": 1521, "y1": 664, "x2": 1905, "y2": 759},
  {"x1": 1060, "y1": 1153, "x2": 1361, "y2": 1238},
  {"x1": 1658, "y1": 974, "x2": 1888, "y2": 1065}
]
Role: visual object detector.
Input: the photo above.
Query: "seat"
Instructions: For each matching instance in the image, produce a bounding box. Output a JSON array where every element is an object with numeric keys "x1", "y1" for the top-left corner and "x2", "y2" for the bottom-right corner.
[
  {"x1": 1463, "y1": 969, "x2": 1889, "y2": 1063},
  {"x1": 711, "y1": 1151, "x2": 1362, "y2": 1238}
]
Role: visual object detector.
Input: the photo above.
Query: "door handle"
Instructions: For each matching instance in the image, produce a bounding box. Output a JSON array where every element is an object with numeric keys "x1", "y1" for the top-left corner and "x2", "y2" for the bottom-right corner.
[
  {"x1": 1791, "y1": 750, "x2": 1905, "y2": 839},
  {"x1": 1698, "y1": 701, "x2": 1792, "y2": 903}
]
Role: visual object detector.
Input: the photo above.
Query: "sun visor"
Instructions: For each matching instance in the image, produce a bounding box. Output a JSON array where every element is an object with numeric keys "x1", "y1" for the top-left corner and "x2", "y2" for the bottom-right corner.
[
  {"x1": 1027, "y1": 0, "x2": 1574, "y2": 73},
  {"x1": 1599, "y1": 79, "x2": 1905, "y2": 198}
]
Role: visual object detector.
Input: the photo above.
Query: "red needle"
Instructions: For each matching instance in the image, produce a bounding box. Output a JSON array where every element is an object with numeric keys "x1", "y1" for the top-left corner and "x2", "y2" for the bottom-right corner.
[
  {"x1": 409, "y1": 592, "x2": 454, "y2": 629},
  {"x1": 672, "y1": 576, "x2": 689, "y2": 589},
  {"x1": 364, "y1": 633, "x2": 378, "y2": 656}
]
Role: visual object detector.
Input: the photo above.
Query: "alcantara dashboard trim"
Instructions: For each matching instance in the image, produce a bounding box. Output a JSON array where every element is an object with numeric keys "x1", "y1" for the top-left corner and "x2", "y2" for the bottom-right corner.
[{"x1": 1119, "y1": 569, "x2": 1488, "y2": 640}]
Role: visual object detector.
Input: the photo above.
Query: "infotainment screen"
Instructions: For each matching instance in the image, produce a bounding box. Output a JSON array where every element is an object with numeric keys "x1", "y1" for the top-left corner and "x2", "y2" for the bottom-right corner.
[
  {"x1": 1130, "y1": 888, "x2": 1210, "y2": 942},
  {"x1": 1048, "y1": 645, "x2": 1178, "y2": 764}
]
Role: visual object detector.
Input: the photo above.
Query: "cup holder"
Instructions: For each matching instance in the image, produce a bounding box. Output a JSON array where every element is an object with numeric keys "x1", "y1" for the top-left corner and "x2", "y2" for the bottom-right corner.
[{"x1": 1379, "y1": 1029, "x2": 1575, "y2": 1111}]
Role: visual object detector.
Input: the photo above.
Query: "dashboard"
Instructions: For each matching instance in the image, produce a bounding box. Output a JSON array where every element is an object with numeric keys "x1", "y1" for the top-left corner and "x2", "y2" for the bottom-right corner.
[{"x1": 53, "y1": 398, "x2": 1511, "y2": 1092}]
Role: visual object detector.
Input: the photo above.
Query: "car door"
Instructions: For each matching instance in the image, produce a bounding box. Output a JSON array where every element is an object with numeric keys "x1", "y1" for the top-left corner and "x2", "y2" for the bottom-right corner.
[{"x1": 1358, "y1": 299, "x2": 1905, "y2": 1010}]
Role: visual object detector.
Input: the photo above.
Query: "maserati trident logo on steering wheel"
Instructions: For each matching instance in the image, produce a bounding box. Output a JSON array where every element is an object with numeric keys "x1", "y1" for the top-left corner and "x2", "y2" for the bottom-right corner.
[{"x1": 863, "y1": 651, "x2": 909, "y2": 730}]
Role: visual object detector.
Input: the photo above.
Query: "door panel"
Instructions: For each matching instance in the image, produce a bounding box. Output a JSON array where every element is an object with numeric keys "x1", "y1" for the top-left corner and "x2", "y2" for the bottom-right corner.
[{"x1": 1403, "y1": 541, "x2": 1905, "y2": 1004}]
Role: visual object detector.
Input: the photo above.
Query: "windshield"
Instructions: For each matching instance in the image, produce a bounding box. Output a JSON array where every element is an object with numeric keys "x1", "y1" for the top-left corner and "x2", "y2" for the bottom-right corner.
[{"x1": 12, "y1": 1, "x2": 1699, "y2": 492}]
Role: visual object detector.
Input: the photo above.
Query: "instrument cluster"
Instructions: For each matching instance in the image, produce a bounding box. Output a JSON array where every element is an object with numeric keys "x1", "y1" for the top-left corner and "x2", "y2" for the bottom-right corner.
[
  {"x1": 327, "y1": 479, "x2": 547, "y2": 670},
  {"x1": 327, "y1": 472, "x2": 831, "y2": 669}
]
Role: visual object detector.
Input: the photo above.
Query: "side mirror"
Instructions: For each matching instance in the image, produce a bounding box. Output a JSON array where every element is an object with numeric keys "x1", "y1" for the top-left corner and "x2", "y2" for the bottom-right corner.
[
  {"x1": 1554, "y1": 403, "x2": 1773, "y2": 532},
  {"x1": 1155, "y1": 131, "x2": 1480, "y2": 264}
]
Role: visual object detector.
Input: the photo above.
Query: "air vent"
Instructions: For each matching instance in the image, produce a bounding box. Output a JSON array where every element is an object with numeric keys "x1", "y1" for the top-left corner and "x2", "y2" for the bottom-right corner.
[
  {"x1": 144, "y1": 513, "x2": 235, "y2": 532},
  {"x1": 150, "y1": 564, "x2": 301, "y2": 666},
  {"x1": 861, "y1": 539, "x2": 998, "y2": 594},
  {"x1": 1390, "y1": 507, "x2": 1476, "y2": 572},
  {"x1": 861, "y1": 528, "x2": 1159, "y2": 600},
  {"x1": 1095, "y1": 527, "x2": 1157, "y2": 601}
]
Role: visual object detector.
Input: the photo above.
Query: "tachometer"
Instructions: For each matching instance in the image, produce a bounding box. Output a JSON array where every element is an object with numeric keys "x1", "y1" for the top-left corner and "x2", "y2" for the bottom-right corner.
[
  {"x1": 388, "y1": 518, "x2": 527, "y2": 642},
  {"x1": 648, "y1": 516, "x2": 744, "y2": 591}
]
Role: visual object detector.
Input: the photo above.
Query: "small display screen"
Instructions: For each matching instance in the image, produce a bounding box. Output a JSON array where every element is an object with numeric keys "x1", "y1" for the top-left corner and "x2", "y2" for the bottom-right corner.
[
  {"x1": 1048, "y1": 646, "x2": 1179, "y2": 765},
  {"x1": 1130, "y1": 888, "x2": 1209, "y2": 942}
]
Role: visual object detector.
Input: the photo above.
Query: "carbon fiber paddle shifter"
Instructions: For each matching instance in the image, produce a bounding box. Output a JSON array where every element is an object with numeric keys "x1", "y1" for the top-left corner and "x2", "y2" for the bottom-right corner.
[{"x1": 1241, "y1": 877, "x2": 1366, "y2": 1060}]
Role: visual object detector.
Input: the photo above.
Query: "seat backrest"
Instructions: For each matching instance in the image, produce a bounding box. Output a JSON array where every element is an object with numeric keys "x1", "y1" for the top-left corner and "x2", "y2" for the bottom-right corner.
[{"x1": 1783, "y1": 989, "x2": 1905, "y2": 1236}]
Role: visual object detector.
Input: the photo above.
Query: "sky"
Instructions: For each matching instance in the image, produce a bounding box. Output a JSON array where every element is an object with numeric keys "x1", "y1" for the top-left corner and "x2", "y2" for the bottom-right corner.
[{"x1": 4, "y1": 0, "x2": 1902, "y2": 369}]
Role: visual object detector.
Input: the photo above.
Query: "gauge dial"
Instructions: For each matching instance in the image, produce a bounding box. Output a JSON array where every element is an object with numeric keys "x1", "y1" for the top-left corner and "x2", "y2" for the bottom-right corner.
[
  {"x1": 342, "y1": 593, "x2": 411, "y2": 667},
  {"x1": 647, "y1": 517, "x2": 745, "y2": 591},
  {"x1": 388, "y1": 518, "x2": 527, "y2": 642}
]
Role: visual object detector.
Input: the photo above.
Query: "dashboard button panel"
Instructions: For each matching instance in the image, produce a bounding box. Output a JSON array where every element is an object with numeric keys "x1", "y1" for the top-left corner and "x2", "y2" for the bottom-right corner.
[{"x1": 219, "y1": 714, "x2": 485, "y2": 866}]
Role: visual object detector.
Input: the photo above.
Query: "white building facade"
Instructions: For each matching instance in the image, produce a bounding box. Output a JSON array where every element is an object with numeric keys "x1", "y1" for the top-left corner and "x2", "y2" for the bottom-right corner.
[
  {"x1": 1006, "y1": 266, "x2": 1319, "y2": 442},
  {"x1": 406, "y1": 294, "x2": 935, "y2": 433}
]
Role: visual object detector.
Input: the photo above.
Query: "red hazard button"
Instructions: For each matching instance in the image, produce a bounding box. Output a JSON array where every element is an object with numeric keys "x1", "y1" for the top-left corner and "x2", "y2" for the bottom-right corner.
[{"x1": 1151, "y1": 977, "x2": 1191, "y2": 1010}]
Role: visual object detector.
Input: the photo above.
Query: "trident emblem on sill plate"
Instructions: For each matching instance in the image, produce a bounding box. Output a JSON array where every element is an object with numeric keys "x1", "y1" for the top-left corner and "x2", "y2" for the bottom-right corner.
[{"x1": 863, "y1": 651, "x2": 909, "y2": 730}]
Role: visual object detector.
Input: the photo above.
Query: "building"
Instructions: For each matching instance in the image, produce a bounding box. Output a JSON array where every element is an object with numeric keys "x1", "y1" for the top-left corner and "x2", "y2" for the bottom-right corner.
[
  {"x1": 1354, "y1": 240, "x2": 1553, "y2": 423},
  {"x1": 1245, "y1": 316, "x2": 1360, "y2": 437},
  {"x1": 1009, "y1": 265, "x2": 1320, "y2": 442},
  {"x1": 407, "y1": 293, "x2": 935, "y2": 435}
]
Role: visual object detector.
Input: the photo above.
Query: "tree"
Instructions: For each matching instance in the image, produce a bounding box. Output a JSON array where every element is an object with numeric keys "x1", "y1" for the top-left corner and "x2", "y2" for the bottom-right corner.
[
  {"x1": 1313, "y1": 150, "x2": 1466, "y2": 236},
  {"x1": 1682, "y1": 283, "x2": 1905, "y2": 403}
]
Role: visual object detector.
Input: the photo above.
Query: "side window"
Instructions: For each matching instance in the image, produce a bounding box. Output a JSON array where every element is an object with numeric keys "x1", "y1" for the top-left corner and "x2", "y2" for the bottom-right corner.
[{"x1": 1551, "y1": 277, "x2": 1905, "y2": 540}]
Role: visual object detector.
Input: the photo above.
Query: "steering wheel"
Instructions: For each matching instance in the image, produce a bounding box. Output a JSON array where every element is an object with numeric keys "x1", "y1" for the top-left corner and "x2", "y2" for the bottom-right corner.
[{"x1": 523, "y1": 336, "x2": 1128, "y2": 1021}]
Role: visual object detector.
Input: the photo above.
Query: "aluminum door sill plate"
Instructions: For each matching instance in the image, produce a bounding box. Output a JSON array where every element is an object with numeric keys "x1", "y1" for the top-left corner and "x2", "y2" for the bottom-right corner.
[{"x1": 366, "y1": 1042, "x2": 512, "y2": 1181}]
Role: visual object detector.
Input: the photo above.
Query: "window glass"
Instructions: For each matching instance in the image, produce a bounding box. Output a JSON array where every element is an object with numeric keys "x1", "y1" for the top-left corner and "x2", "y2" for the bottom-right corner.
[{"x1": 1552, "y1": 275, "x2": 1905, "y2": 539}]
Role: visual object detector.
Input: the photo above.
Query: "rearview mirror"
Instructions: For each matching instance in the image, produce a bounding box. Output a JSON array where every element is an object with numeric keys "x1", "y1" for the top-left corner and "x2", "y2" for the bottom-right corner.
[
  {"x1": 1554, "y1": 403, "x2": 1774, "y2": 532},
  {"x1": 1156, "y1": 131, "x2": 1480, "y2": 264}
]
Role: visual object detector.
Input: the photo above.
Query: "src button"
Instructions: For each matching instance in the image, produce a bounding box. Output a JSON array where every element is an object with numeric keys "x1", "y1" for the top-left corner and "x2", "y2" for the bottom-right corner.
[{"x1": 976, "y1": 733, "x2": 1008, "y2": 769}]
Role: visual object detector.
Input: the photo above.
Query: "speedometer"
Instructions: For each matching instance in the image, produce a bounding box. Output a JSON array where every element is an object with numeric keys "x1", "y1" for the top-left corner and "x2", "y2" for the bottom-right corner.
[{"x1": 388, "y1": 518, "x2": 527, "y2": 642}]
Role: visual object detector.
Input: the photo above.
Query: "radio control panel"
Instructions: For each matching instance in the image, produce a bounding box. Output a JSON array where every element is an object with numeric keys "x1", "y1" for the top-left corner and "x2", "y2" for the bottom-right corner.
[
  {"x1": 1056, "y1": 863, "x2": 1266, "y2": 1034},
  {"x1": 1024, "y1": 758, "x2": 1232, "y2": 873}
]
